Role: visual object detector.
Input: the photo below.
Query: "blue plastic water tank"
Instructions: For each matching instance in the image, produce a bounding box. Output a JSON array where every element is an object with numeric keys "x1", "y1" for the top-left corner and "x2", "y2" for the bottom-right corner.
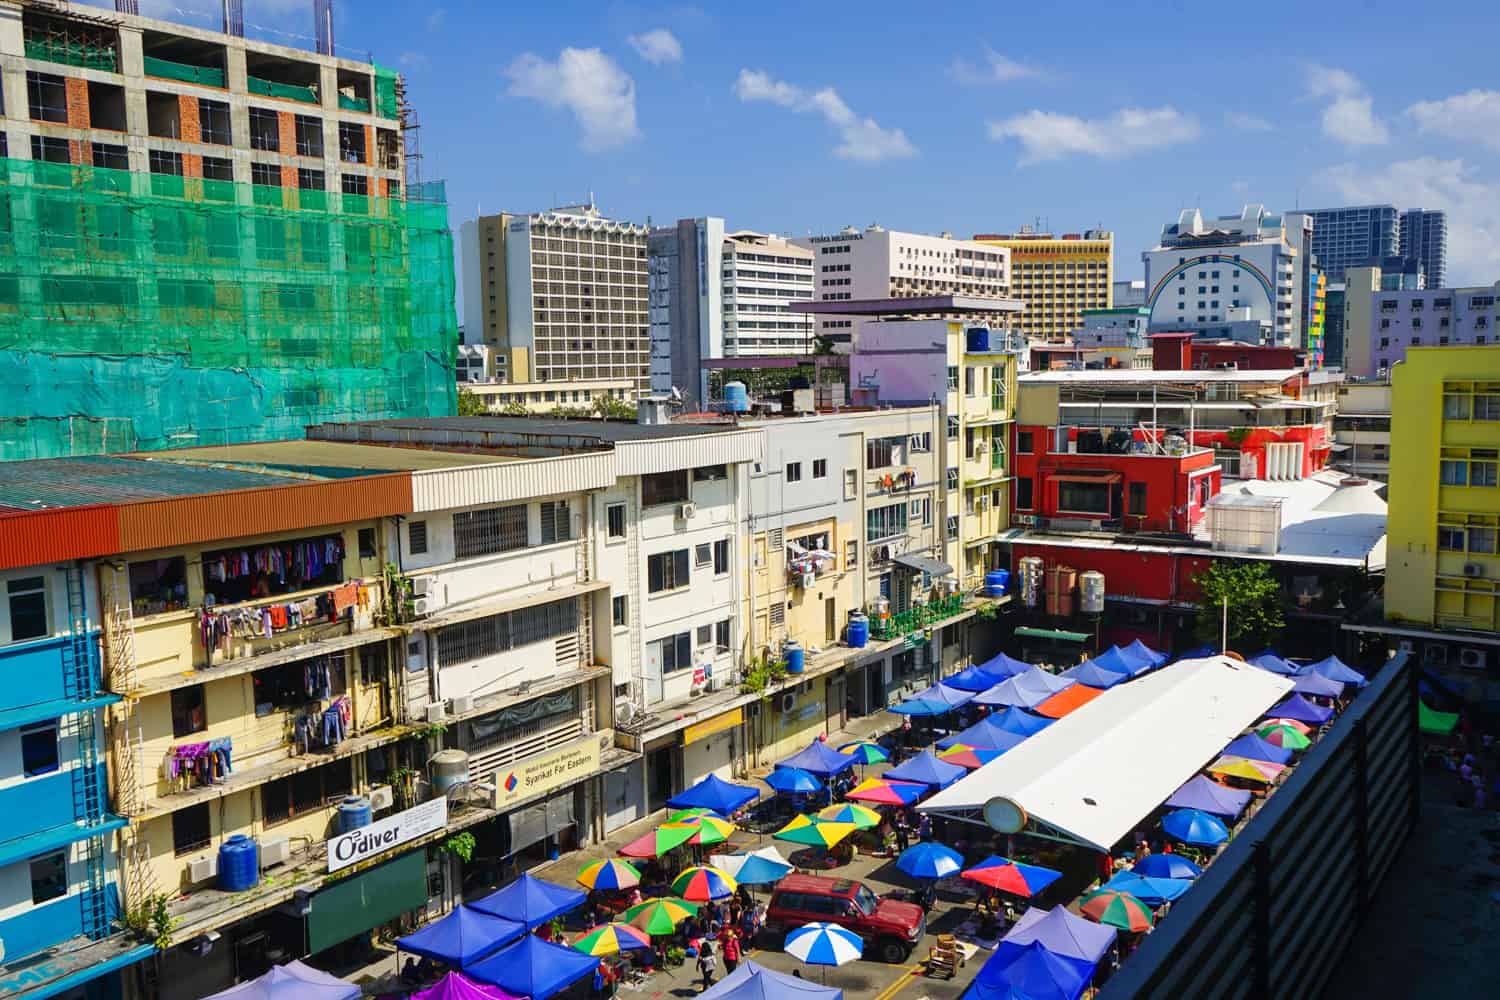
[
  {"x1": 784, "y1": 639, "x2": 805, "y2": 674},
  {"x1": 985, "y1": 569, "x2": 1011, "y2": 597},
  {"x1": 218, "y1": 835, "x2": 260, "y2": 892},
  {"x1": 338, "y1": 795, "x2": 373, "y2": 834},
  {"x1": 966, "y1": 327, "x2": 992, "y2": 353},
  {"x1": 724, "y1": 382, "x2": 751, "y2": 413},
  {"x1": 847, "y1": 613, "x2": 869, "y2": 649}
]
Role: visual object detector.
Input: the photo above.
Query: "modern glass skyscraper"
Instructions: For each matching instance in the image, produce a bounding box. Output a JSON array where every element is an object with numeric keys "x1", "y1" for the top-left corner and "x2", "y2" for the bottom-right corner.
[
  {"x1": 1307, "y1": 205, "x2": 1399, "y2": 281},
  {"x1": 1399, "y1": 209, "x2": 1448, "y2": 289}
]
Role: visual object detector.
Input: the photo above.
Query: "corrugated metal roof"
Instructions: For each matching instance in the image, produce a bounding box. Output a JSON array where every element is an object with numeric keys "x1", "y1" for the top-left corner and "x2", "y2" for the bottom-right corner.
[
  {"x1": 144, "y1": 440, "x2": 511, "y2": 473},
  {"x1": 0, "y1": 457, "x2": 305, "y2": 511},
  {"x1": 318, "y1": 416, "x2": 738, "y2": 442}
]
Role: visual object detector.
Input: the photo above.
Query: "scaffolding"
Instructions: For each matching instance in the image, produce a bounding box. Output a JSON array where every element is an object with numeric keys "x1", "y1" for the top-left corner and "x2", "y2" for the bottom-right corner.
[{"x1": 0, "y1": 157, "x2": 457, "y2": 458}]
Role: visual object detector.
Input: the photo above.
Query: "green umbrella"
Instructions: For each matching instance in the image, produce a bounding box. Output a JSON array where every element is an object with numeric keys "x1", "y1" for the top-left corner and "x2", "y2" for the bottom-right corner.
[
  {"x1": 623, "y1": 897, "x2": 700, "y2": 935},
  {"x1": 1255, "y1": 722, "x2": 1312, "y2": 750},
  {"x1": 619, "y1": 823, "x2": 699, "y2": 858}
]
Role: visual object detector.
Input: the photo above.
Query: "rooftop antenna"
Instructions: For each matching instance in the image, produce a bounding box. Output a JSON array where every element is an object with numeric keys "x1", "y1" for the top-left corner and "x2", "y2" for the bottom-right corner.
[{"x1": 313, "y1": 0, "x2": 334, "y2": 55}]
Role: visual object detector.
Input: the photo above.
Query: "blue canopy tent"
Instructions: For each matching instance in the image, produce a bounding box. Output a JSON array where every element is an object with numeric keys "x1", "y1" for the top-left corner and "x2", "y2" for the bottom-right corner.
[
  {"x1": 1307, "y1": 655, "x2": 1367, "y2": 688},
  {"x1": 470, "y1": 874, "x2": 585, "y2": 931},
  {"x1": 1292, "y1": 671, "x2": 1345, "y2": 698},
  {"x1": 1091, "y1": 646, "x2": 1147, "y2": 678},
  {"x1": 667, "y1": 773, "x2": 760, "y2": 814},
  {"x1": 888, "y1": 697, "x2": 951, "y2": 717},
  {"x1": 883, "y1": 749, "x2": 967, "y2": 790},
  {"x1": 1102, "y1": 871, "x2": 1192, "y2": 906},
  {"x1": 699, "y1": 959, "x2": 843, "y2": 1000},
  {"x1": 1248, "y1": 651, "x2": 1300, "y2": 676},
  {"x1": 913, "y1": 683, "x2": 976, "y2": 709},
  {"x1": 1058, "y1": 660, "x2": 1129, "y2": 690},
  {"x1": 962, "y1": 940, "x2": 1094, "y2": 1000},
  {"x1": 765, "y1": 766, "x2": 823, "y2": 795},
  {"x1": 1002, "y1": 906, "x2": 1115, "y2": 964},
  {"x1": 987, "y1": 706, "x2": 1054, "y2": 737},
  {"x1": 1164, "y1": 775, "x2": 1252, "y2": 819},
  {"x1": 397, "y1": 905, "x2": 524, "y2": 967},
  {"x1": 1222, "y1": 733, "x2": 1293, "y2": 766},
  {"x1": 1176, "y1": 644, "x2": 1215, "y2": 660},
  {"x1": 779, "y1": 740, "x2": 857, "y2": 777},
  {"x1": 1119, "y1": 640, "x2": 1168, "y2": 669},
  {"x1": 936, "y1": 719, "x2": 1031, "y2": 753},
  {"x1": 973, "y1": 668, "x2": 1075, "y2": 709},
  {"x1": 1266, "y1": 693, "x2": 1334, "y2": 725},
  {"x1": 944, "y1": 663, "x2": 1013, "y2": 692},
  {"x1": 465, "y1": 932, "x2": 600, "y2": 1000},
  {"x1": 976, "y1": 652, "x2": 1034, "y2": 680}
]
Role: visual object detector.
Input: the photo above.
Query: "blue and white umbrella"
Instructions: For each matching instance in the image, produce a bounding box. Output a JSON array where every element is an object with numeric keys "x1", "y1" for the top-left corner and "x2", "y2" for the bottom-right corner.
[{"x1": 784, "y1": 921, "x2": 863, "y2": 980}]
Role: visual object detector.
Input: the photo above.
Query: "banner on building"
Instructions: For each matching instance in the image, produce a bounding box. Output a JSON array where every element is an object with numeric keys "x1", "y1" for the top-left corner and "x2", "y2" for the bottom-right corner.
[
  {"x1": 328, "y1": 797, "x2": 448, "y2": 873},
  {"x1": 490, "y1": 735, "x2": 600, "y2": 812}
]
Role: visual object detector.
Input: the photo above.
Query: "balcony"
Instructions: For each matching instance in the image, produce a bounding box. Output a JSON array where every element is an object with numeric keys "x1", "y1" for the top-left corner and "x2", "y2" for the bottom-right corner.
[{"x1": 870, "y1": 593, "x2": 967, "y2": 642}]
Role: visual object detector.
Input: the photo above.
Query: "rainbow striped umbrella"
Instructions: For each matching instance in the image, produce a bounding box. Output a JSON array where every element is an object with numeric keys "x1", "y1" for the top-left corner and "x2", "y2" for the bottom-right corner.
[
  {"x1": 838, "y1": 741, "x2": 890, "y2": 765},
  {"x1": 844, "y1": 777, "x2": 925, "y2": 806},
  {"x1": 938, "y1": 744, "x2": 1006, "y2": 769},
  {"x1": 816, "y1": 803, "x2": 882, "y2": 829},
  {"x1": 619, "y1": 823, "x2": 699, "y2": 858},
  {"x1": 671, "y1": 865, "x2": 738, "y2": 901},
  {"x1": 622, "y1": 897, "x2": 699, "y2": 935},
  {"x1": 1079, "y1": 889, "x2": 1154, "y2": 932},
  {"x1": 773, "y1": 815, "x2": 858, "y2": 848},
  {"x1": 669, "y1": 807, "x2": 717, "y2": 822},
  {"x1": 1261, "y1": 716, "x2": 1312, "y2": 735},
  {"x1": 1209, "y1": 755, "x2": 1285, "y2": 784},
  {"x1": 576, "y1": 858, "x2": 641, "y2": 890},
  {"x1": 1255, "y1": 723, "x2": 1312, "y2": 750},
  {"x1": 572, "y1": 922, "x2": 652, "y2": 956},
  {"x1": 662, "y1": 812, "x2": 736, "y2": 846}
]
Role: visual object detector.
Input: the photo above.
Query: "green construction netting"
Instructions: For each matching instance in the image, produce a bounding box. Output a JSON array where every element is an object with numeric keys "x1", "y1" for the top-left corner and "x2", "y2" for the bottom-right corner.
[
  {"x1": 142, "y1": 55, "x2": 226, "y2": 88},
  {"x1": 248, "y1": 76, "x2": 319, "y2": 104},
  {"x1": 374, "y1": 66, "x2": 399, "y2": 120},
  {"x1": 25, "y1": 36, "x2": 119, "y2": 73},
  {"x1": 0, "y1": 158, "x2": 457, "y2": 459},
  {"x1": 339, "y1": 95, "x2": 372, "y2": 113}
]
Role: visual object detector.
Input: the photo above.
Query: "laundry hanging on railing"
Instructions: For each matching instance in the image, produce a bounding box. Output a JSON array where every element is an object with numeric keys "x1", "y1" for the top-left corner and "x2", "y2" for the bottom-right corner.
[
  {"x1": 293, "y1": 695, "x2": 351, "y2": 753},
  {"x1": 198, "y1": 584, "x2": 371, "y2": 663},
  {"x1": 165, "y1": 737, "x2": 233, "y2": 792},
  {"x1": 203, "y1": 537, "x2": 345, "y2": 588}
]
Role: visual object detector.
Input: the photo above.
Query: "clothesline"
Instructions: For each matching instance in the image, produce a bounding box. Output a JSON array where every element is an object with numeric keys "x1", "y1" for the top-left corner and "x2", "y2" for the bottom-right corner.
[{"x1": 199, "y1": 581, "x2": 369, "y2": 664}]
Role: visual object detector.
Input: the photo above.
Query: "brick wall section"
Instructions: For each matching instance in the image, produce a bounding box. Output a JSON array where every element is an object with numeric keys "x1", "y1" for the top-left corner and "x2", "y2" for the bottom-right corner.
[
  {"x1": 277, "y1": 111, "x2": 296, "y2": 157},
  {"x1": 280, "y1": 164, "x2": 298, "y2": 194},
  {"x1": 68, "y1": 139, "x2": 91, "y2": 166},
  {"x1": 64, "y1": 78, "x2": 90, "y2": 129},
  {"x1": 183, "y1": 153, "x2": 203, "y2": 179},
  {"x1": 178, "y1": 96, "x2": 201, "y2": 144},
  {"x1": 364, "y1": 125, "x2": 374, "y2": 166}
]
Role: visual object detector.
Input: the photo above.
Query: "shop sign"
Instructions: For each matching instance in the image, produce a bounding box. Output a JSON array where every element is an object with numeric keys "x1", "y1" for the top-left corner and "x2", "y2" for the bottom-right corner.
[
  {"x1": 684, "y1": 707, "x2": 742, "y2": 745},
  {"x1": 492, "y1": 736, "x2": 601, "y2": 811},
  {"x1": 328, "y1": 797, "x2": 448, "y2": 873}
]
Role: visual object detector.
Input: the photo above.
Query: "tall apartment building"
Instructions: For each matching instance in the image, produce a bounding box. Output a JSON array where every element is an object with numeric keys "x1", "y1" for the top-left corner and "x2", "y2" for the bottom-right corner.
[
  {"x1": 460, "y1": 202, "x2": 650, "y2": 395},
  {"x1": 1113, "y1": 279, "x2": 1146, "y2": 307},
  {"x1": 1307, "y1": 205, "x2": 1399, "y2": 281},
  {"x1": 973, "y1": 228, "x2": 1113, "y2": 343},
  {"x1": 789, "y1": 226, "x2": 1010, "y2": 347},
  {"x1": 647, "y1": 219, "x2": 815, "y2": 404},
  {"x1": 1142, "y1": 205, "x2": 1312, "y2": 347},
  {"x1": 0, "y1": 0, "x2": 456, "y2": 459},
  {"x1": 1400, "y1": 208, "x2": 1448, "y2": 289},
  {"x1": 1343, "y1": 264, "x2": 1499, "y2": 378}
]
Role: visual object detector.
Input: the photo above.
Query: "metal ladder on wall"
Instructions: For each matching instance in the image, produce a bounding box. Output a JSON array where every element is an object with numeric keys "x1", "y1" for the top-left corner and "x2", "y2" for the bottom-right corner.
[
  {"x1": 625, "y1": 497, "x2": 646, "y2": 715},
  {"x1": 63, "y1": 566, "x2": 111, "y2": 939},
  {"x1": 101, "y1": 565, "x2": 145, "y2": 818}
]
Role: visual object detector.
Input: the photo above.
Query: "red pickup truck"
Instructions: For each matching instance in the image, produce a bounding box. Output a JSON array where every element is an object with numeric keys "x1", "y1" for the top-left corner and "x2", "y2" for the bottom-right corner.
[{"x1": 763, "y1": 874, "x2": 927, "y2": 963}]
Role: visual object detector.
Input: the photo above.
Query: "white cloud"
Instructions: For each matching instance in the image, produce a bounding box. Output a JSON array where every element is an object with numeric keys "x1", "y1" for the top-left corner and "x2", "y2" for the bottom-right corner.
[
  {"x1": 1304, "y1": 65, "x2": 1388, "y2": 146},
  {"x1": 506, "y1": 48, "x2": 640, "y2": 152},
  {"x1": 1225, "y1": 111, "x2": 1273, "y2": 132},
  {"x1": 950, "y1": 46, "x2": 1042, "y2": 85},
  {"x1": 425, "y1": 8, "x2": 446, "y2": 31},
  {"x1": 986, "y1": 106, "x2": 1199, "y2": 164},
  {"x1": 399, "y1": 51, "x2": 430, "y2": 72},
  {"x1": 627, "y1": 28, "x2": 683, "y2": 66},
  {"x1": 1407, "y1": 90, "x2": 1500, "y2": 151},
  {"x1": 1320, "y1": 158, "x2": 1499, "y2": 284},
  {"x1": 733, "y1": 69, "x2": 916, "y2": 162}
]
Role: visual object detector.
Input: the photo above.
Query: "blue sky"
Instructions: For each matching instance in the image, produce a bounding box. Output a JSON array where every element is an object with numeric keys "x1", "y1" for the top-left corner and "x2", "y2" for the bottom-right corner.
[{"x1": 129, "y1": 1, "x2": 1500, "y2": 287}]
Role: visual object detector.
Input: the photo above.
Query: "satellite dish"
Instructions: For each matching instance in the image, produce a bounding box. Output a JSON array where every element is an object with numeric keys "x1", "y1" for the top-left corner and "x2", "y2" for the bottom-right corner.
[{"x1": 983, "y1": 796, "x2": 1028, "y2": 834}]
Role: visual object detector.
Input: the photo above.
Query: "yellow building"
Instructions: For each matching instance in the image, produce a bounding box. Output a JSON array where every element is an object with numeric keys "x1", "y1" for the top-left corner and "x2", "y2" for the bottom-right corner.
[
  {"x1": 955, "y1": 326, "x2": 1019, "y2": 585},
  {"x1": 975, "y1": 229, "x2": 1113, "y2": 343},
  {"x1": 1386, "y1": 345, "x2": 1500, "y2": 629}
]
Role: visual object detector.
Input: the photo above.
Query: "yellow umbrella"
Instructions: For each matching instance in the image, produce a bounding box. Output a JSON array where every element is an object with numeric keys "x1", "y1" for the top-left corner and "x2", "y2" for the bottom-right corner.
[
  {"x1": 1208, "y1": 755, "x2": 1285, "y2": 784},
  {"x1": 773, "y1": 814, "x2": 858, "y2": 848},
  {"x1": 816, "y1": 803, "x2": 881, "y2": 829}
]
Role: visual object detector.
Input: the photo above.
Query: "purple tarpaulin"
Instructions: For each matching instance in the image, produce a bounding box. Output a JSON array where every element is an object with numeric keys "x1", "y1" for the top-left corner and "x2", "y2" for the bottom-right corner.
[
  {"x1": 1164, "y1": 775, "x2": 1252, "y2": 819},
  {"x1": 973, "y1": 668, "x2": 1075, "y2": 709},
  {"x1": 1292, "y1": 671, "x2": 1344, "y2": 699},
  {"x1": 1002, "y1": 907, "x2": 1116, "y2": 964},
  {"x1": 1266, "y1": 693, "x2": 1334, "y2": 725},
  {"x1": 1307, "y1": 655, "x2": 1367, "y2": 688},
  {"x1": 413, "y1": 972, "x2": 525, "y2": 1000}
]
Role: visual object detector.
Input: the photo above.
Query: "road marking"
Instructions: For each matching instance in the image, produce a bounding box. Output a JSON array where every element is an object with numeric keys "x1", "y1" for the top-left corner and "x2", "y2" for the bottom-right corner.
[{"x1": 871, "y1": 964, "x2": 924, "y2": 1000}]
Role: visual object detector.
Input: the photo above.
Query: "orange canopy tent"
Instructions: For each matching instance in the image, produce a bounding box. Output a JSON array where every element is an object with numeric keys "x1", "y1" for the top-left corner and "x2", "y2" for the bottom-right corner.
[{"x1": 1035, "y1": 684, "x2": 1105, "y2": 719}]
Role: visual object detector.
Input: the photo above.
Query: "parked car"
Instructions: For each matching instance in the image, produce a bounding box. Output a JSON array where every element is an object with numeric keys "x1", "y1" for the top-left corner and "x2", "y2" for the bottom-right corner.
[{"x1": 763, "y1": 874, "x2": 926, "y2": 962}]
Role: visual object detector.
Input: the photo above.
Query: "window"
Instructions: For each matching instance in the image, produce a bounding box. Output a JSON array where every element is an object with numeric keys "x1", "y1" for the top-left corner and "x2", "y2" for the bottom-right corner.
[
  {"x1": 908, "y1": 432, "x2": 931, "y2": 453},
  {"x1": 696, "y1": 624, "x2": 713, "y2": 648},
  {"x1": 612, "y1": 595, "x2": 628, "y2": 628},
  {"x1": 202, "y1": 156, "x2": 234, "y2": 182},
  {"x1": 1127, "y1": 482, "x2": 1148, "y2": 517},
  {"x1": 171, "y1": 685, "x2": 206, "y2": 738},
  {"x1": 338, "y1": 121, "x2": 366, "y2": 162},
  {"x1": 651, "y1": 631, "x2": 694, "y2": 673},
  {"x1": 606, "y1": 503, "x2": 627, "y2": 540},
  {"x1": 713, "y1": 539, "x2": 730, "y2": 575},
  {"x1": 1058, "y1": 481, "x2": 1111, "y2": 515},
  {"x1": 408, "y1": 520, "x2": 428, "y2": 554},
  {"x1": 866, "y1": 503, "x2": 908, "y2": 542},
  {"x1": 294, "y1": 114, "x2": 323, "y2": 156},
  {"x1": 965, "y1": 367, "x2": 977, "y2": 396},
  {"x1": 1444, "y1": 394, "x2": 1472, "y2": 420},
  {"x1": 30, "y1": 852, "x2": 67, "y2": 905},
  {"x1": 642, "y1": 470, "x2": 689, "y2": 507},
  {"x1": 172, "y1": 803, "x2": 211, "y2": 856},
  {"x1": 1478, "y1": 395, "x2": 1500, "y2": 421},
  {"x1": 946, "y1": 516, "x2": 959, "y2": 541},
  {"x1": 1441, "y1": 460, "x2": 1468, "y2": 486},
  {"x1": 845, "y1": 539, "x2": 858, "y2": 569},
  {"x1": 126, "y1": 557, "x2": 187, "y2": 615},
  {"x1": 1017, "y1": 431, "x2": 1034, "y2": 454},
  {"x1": 453, "y1": 505, "x2": 528, "y2": 557},
  {"x1": 946, "y1": 467, "x2": 959, "y2": 491},
  {"x1": 340, "y1": 173, "x2": 368, "y2": 196},
  {"x1": 865, "y1": 436, "x2": 905, "y2": 468},
  {"x1": 539, "y1": 501, "x2": 571, "y2": 544},
  {"x1": 786, "y1": 462, "x2": 802, "y2": 483},
  {"x1": 1473, "y1": 461, "x2": 1499, "y2": 487},
  {"x1": 813, "y1": 459, "x2": 828, "y2": 479},
  {"x1": 249, "y1": 107, "x2": 280, "y2": 151},
  {"x1": 262, "y1": 758, "x2": 353, "y2": 824},
  {"x1": 200, "y1": 99, "x2": 232, "y2": 145},
  {"x1": 647, "y1": 550, "x2": 690, "y2": 593},
  {"x1": 436, "y1": 597, "x2": 577, "y2": 663},
  {"x1": 1439, "y1": 526, "x2": 1466, "y2": 551},
  {"x1": 250, "y1": 161, "x2": 281, "y2": 187},
  {"x1": 946, "y1": 366, "x2": 958, "y2": 391},
  {"x1": 1016, "y1": 477, "x2": 1034, "y2": 510},
  {"x1": 6, "y1": 576, "x2": 48, "y2": 644},
  {"x1": 1470, "y1": 527, "x2": 1498, "y2": 554},
  {"x1": 714, "y1": 619, "x2": 731, "y2": 653},
  {"x1": 946, "y1": 416, "x2": 959, "y2": 440},
  {"x1": 20, "y1": 723, "x2": 58, "y2": 777},
  {"x1": 911, "y1": 496, "x2": 932, "y2": 527},
  {"x1": 692, "y1": 465, "x2": 727, "y2": 483},
  {"x1": 298, "y1": 167, "x2": 325, "y2": 191},
  {"x1": 695, "y1": 543, "x2": 712, "y2": 567},
  {"x1": 91, "y1": 143, "x2": 129, "y2": 170},
  {"x1": 31, "y1": 136, "x2": 70, "y2": 164},
  {"x1": 843, "y1": 469, "x2": 858, "y2": 500}
]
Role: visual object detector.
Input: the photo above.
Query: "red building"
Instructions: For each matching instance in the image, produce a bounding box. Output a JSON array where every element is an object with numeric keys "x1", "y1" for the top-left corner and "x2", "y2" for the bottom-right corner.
[{"x1": 1149, "y1": 332, "x2": 1304, "y2": 372}]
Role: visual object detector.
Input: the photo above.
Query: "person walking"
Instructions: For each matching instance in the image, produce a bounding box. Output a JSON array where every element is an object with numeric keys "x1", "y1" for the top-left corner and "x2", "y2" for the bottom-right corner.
[
  {"x1": 722, "y1": 927, "x2": 741, "y2": 974},
  {"x1": 696, "y1": 940, "x2": 717, "y2": 992}
]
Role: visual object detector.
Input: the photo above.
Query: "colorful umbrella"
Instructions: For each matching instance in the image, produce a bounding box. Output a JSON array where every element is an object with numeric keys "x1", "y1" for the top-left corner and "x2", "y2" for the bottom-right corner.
[
  {"x1": 1132, "y1": 854, "x2": 1203, "y2": 880},
  {"x1": 1209, "y1": 755, "x2": 1285, "y2": 784},
  {"x1": 838, "y1": 741, "x2": 890, "y2": 765},
  {"x1": 938, "y1": 744, "x2": 1006, "y2": 769},
  {"x1": 816, "y1": 803, "x2": 882, "y2": 829},
  {"x1": 765, "y1": 766, "x2": 824, "y2": 795},
  {"x1": 709, "y1": 847, "x2": 793, "y2": 886},
  {"x1": 844, "y1": 777, "x2": 926, "y2": 807},
  {"x1": 784, "y1": 922, "x2": 864, "y2": 968},
  {"x1": 896, "y1": 842, "x2": 964, "y2": 880},
  {"x1": 622, "y1": 897, "x2": 699, "y2": 935},
  {"x1": 1079, "y1": 889, "x2": 1154, "y2": 932},
  {"x1": 1261, "y1": 717, "x2": 1312, "y2": 735},
  {"x1": 661, "y1": 813, "x2": 736, "y2": 846},
  {"x1": 669, "y1": 808, "x2": 716, "y2": 821},
  {"x1": 671, "y1": 865, "x2": 737, "y2": 901},
  {"x1": 960, "y1": 856, "x2": 1062, "y2": 897},
  {"x1": 1255, "y1": 722, "x2": 1312, "y2": 750},
  {"x1": 575, "y1": 858, "x2": 640, "y2": 891},
  {"x1": 773, "y1": 815, "x2": 858, "y2": 848},
  {"x1": 1162, "y1": 807, "x2": 1230, "y2": 846},
  {"x1": 619, "y1": 823, "x2": 699, "y2": 858},
  {"x1": 572, "y1": 922, "x2": 652, "y2": 956}
]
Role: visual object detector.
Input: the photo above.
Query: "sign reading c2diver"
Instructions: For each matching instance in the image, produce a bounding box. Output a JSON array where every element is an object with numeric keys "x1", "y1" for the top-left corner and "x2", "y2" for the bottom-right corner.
[
  {"x1": 491, "y1": 736, "x2": 600, "y2": 811},
  {"x1": 328, "y1": 797, "x2": 448, "y2": 873}
]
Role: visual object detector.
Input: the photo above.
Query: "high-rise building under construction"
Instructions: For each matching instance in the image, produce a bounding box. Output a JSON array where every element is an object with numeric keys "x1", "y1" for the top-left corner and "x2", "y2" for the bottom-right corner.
[{"x1": 0, "y1": 0, "x2": 458, "y2": 459}]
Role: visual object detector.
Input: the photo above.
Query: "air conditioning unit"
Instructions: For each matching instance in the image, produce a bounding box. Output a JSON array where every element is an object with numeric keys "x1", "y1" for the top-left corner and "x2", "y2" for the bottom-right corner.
[
  {"x1": 412, "y1": 595, "x2": 435, "y2": 618},
  {"x1": 780, "y1": 692, "x2": 796, "y2": 713},
  {"x1": 260, "y1": 836, "x2": 291, "y2": 868},
  {"x1": 425, "y1": 702, "x2": 446, "y2": 724},
  {"x1": 411, "y1": 575, "x2": 437, "y2": 598},
  {"x1": 1424, "y1": 644, "x2": 1449, "y2": 667},
  {"x1": 369, "y1": 785, "x2": 394, "y2": 812},
  {"x1": 188, "y1": 855, "x2": 218, "y2": 883},
  {"x1": 678, "y1": 502, "x2": 698, "y2": 520},
  {"x1": 1464, "y1": 563, "x2": 1485, "y2": 578},
  {"x1": 1460, "y1": 647, "x2": 1488, "y2": 671},
  {"x1": 615, "y1": 700, "x2": 636, "y2": 725},
  {"x1": 449, "y1": 694, "x2": 475, "y2": 715}
]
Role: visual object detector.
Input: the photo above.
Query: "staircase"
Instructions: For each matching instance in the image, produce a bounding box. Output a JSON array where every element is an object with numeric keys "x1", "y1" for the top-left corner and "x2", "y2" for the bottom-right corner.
[{"x1": 102, "y1": 565, "x2": 145, "y2": 817}]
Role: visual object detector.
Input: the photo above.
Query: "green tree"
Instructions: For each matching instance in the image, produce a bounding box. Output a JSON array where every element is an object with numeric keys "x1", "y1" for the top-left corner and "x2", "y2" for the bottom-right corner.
[
  {"x1": 456, "y1": 385, "x2": 490, "y2": 417},
  {"x1": 1193, "y1": 560, "x2": 1285, "y2": 651}
]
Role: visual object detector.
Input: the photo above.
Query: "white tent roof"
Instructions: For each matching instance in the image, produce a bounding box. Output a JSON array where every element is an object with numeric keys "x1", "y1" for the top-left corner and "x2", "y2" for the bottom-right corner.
[{"x1": 920, "y1": 656, "x2": 1294, "y2": 852}]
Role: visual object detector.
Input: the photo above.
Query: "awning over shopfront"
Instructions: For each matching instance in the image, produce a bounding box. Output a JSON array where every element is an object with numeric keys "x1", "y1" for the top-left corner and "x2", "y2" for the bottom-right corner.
[
  {"x1": 1013, "y1": 626, "x2": 1091, "y2": 643},
  {"x1": 892, "y1": 551, "x2": 954, "y2": 577},
  {"x1": 307, "y1": 850, "x2": 428, "y2": 953}
]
